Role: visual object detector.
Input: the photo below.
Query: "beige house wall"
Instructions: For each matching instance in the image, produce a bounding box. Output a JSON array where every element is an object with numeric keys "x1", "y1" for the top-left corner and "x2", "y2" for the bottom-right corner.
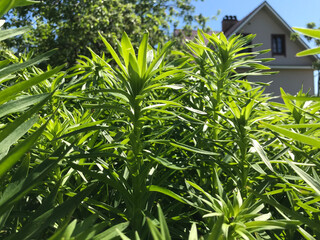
[
  {"x1": 234, "y1": 7, "x2": 316, "y2": 98},
  {"x1": 247, "y1": 69, "x2": 314, "y2": 99},
  {"x1": 239, "y1": 8, "x2": 315, "y2": 66}
]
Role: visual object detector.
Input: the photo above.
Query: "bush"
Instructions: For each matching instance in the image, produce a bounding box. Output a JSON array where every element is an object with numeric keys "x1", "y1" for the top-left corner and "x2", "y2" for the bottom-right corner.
[{"x1": 1, "y1": 2, "x2": 320, "y2": 239}]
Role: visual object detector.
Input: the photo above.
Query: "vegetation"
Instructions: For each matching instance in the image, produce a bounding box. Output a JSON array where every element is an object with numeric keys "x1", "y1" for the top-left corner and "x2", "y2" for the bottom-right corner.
[
  {"x1": 3, "y1": 0, "x2": 214, "y2": 66},
  {"x1": 291, "y1": 23, "x2": 320, "y2": 79},
  {"x1": 1, "y1": 1, "x2": 320, "y2": 239}
]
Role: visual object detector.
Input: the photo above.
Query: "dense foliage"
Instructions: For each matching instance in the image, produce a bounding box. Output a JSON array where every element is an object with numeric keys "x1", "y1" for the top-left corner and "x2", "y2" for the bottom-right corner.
[
  {"x1": 1, "y1": 1, "x2": 320, "y2": 239},
  {"x1": 3, "y1": 0, "x2": 213, "y2": 66}
]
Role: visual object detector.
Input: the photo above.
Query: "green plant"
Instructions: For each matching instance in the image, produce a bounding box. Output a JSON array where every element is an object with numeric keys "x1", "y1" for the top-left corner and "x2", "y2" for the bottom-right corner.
[
  {"x1": 2, "y1": 4, "x2": 320, "y2": 237},
  {"x1": 0, "y1": 2, "x2": 95, "y2": 239},
  {"x1": 3, "y1": 0, "x2": 214, "y2": 66}
]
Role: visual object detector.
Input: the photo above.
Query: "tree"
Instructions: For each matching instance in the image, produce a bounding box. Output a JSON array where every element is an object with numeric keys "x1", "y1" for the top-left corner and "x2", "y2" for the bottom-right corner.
[{"x1": 4, "y1": 0, "x2": 211, "y2": 66}]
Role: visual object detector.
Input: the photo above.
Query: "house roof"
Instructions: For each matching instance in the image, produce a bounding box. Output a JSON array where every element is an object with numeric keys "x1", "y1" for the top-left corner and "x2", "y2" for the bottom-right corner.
[
  {"x1": 225, "y1": 1, "x2": 319, "y2": 61},
  {"x1": 174, "y1": 29, "x2": 218, "y2": 41}
]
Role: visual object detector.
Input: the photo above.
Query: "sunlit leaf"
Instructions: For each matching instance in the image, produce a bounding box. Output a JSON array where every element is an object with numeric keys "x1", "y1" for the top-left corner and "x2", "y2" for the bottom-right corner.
[{"x1": 260, "y1": 122, "x2": 320, "y2": 148}]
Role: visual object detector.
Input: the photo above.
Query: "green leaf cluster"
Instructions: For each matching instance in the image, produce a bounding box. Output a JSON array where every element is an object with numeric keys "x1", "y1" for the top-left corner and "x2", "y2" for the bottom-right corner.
[
  {"x1": 1, "y1": 1, "x2": 320, "y2": 239},
  {"x1": 3, "y1": 0, "x2": 213, "y2": 66}
]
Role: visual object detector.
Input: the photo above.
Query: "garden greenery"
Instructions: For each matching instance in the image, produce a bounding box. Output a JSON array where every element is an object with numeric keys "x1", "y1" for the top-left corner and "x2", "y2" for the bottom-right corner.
[{"x1": 0, "y1": 1, "x2": 320, "y2": 239}]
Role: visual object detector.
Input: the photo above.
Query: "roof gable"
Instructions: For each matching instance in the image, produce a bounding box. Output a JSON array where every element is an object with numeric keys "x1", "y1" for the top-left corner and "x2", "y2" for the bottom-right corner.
[{"x1": 225, "y1": 1, "x2": 318, "y2": 62}]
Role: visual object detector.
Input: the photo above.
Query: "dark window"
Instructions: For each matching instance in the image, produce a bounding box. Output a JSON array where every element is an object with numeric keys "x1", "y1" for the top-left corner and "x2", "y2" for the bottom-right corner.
[{"x1": 272, "y1": 34, "x2": 285, "y2": 56}]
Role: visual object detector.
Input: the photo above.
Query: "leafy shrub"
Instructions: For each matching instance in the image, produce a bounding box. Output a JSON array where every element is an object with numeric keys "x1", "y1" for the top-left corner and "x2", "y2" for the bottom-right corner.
[{"x1": 1, "y1": 1, "x2": 320, "y2": 239}]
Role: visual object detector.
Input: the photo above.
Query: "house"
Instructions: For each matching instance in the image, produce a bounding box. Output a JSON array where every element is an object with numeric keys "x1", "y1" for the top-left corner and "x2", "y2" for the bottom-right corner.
[
  {"x1": 223, "y1": 1, "x2": 318, "y2": 98},
  {"x1": 175, "y1": 1, "x2": 318, "y2": 98}
]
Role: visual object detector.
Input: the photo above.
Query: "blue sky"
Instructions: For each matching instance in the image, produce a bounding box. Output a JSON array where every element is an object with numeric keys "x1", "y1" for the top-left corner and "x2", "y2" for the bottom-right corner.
[{"x1": 192, "y1": 0, "x2": 320, "y2": 48}]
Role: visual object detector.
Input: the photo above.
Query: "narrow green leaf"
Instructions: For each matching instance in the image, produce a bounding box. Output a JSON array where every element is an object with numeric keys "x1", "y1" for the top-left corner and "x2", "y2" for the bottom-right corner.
[
  {"x1": 0, "y1": 145, "x2": 70, "y2": 216},
  {"x1": 0, "y1": 119, "x2": 47, "y2": 178},
  {"x1": 0, "y1": 206, "x2": 12, "y2": 231},
  {"x1": 0, "y1": 26, "x2": 30, "y2": 42},
  {"x1": 0, "y1": 115, "x2": 38, "y2": 160},
  {"x1": 280, "y1": 88, "x2": 294, "y2": 112},
  {"x1": 186, "y1": 180, "x2": 214, "y2": 202},
  {"x1": 147, "y1": 155, "x2": 190, "y2": 170},
  {"x1": 247, "y1": 63, "x2": 270, "y2": 70},
  {"x1": 244, "y1": 99, "x2": 255, "y2": 121},
  {"x1": 0, "y1": 93, "x2": 51, "y2": 143},
  {"x1": 298, "y1": 227, "x2": 317, "y2": 240},
  {"x1": 0, "y1": 64, "x2": 63, "y2": 105},
  {"x1": 185, "y1": 106, "x2": 207, "y2": 115},
  {"x1": 293, "y1": 27, "x2": 320, "y2": 39},
  {"x1": 0, "y1": 49, "x2": 57, "y2": 80},
  {"x1": 197, "y1": 29, "x2": 205, "y2": 43},
  {"x1": 135, "y1": 231, "x2": 141, "y2": 240},
  {"x1": 99, "y1": 32, "x2": 127, "y2": 75},
  {"x1": 71, "y1": 215, "x2": 101, "y2": 240},
  {"x1": 10, "y1": 154, "x2": 30, "y2": 185},
  {"x1": 186, "y1": 41, "x2": 205, "y2": 56},
  {"x1": 128, "y1": 52, "x2": 141, "y2": 78},
  {"x1": 203, "y1": 213, "x2": 224, "y2": 218},
  {"x1": 148, "y1": 185, "x2": 187, "y2": 204},
  {"x1": 147, "y1": 217, "x2": 162, "y2": 240},
  {"x1": 138, "y1": 32, "x2": 149, "y2": 76},
  {"x1": 146, "y1": 49, "x2": 154, "y2": 65},
  {"x1": 146, "y1": 41, "x2": 174, "y2": 77},
  {"x1": 7, "y1": 184, "x2": 97, "y2": 240},
  {"x1": 92, "y1": 222, "x2": 130, "y2": 240},
  {"x1": 83, "y1": 103, "x2": 134, "y2": 119},
  {"x1": 235, "y1": 229, "x2": 255, "y2": 240},
  {"x1": 251, "y1": 139, "x2": 274, "y2": 172},
  {"x1": 250, "y1": 190, "x2": 320, "y2": 233},
  {"x1": 157, "y1": 204, "x2": 171, "y2": 240},
  {"x1": 116, "y1": 229, "x2": 131, "y2": 240},
  {"x1": 284, "y1": 95, "x2": 320, "y2": 101},
  {"x1": 260, "y1": 122, "x2": 320, "y2": 148},
  {"x1": 188, "y1": 223, "x2": 198, "y2": 240},
  {"x1": 89, "y1": 88, "x2": 132, "y2": 103},
  {"x1": 12, "y1": 0, "x2": 39, "y2": 7},
  {"x1": 228, "y1": 99, "x2": 241, "y2": 119},
  {"x1": 0, "y1": 0, "x2": 13, "y2": 18},
  {"x1": 207, "y1": 214, "x2": 224, "y2": 240},
  {"x1": 296, "y1": 47, "x2": 320, "y2": 57},
  {"x1": 287, "y1": 160, "x2": 320, "y2": 195},
  {"x1": 152, "y1": 69, "x2": 183, "y2": 82},
  {"x1": 0, "y1": 93, "x2": 49, "y2": 118},
  {"x1": 141, "y1": 103, "x2": 171, "y2": 112},
  {"x1": 245, "y1": 220, "x2": 299, "y2": 231},
  {"x1": 170, "y1": 141, "x2": 219, "y2": 156},
  {"x1": 48, "y1": 219, "x2": 77, "y2": 240},
  {"x1": 277, "y1": 123, "x2": 320, "y2": 128},
  {"x1": 30, "y1": 180, "x2": 61, "y2": 221},
  {"x1": 55, "y1": 125, "x2": 109, "y2": 140},
  {"x1": 68, "y1": 162, "x2": 132, "y2": 206},
  {"x1": 145, "y1": 99, "x2": 182, "y2": 107},
  {"x1": 121, "y1": 31, "x2": 136, "y2": 68}
]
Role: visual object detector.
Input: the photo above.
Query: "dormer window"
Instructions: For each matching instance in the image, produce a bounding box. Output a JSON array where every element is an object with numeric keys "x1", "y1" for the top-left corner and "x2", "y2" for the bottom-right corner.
[{"x1": 272, "y1": 34, "x2": 285, "y2": 56}]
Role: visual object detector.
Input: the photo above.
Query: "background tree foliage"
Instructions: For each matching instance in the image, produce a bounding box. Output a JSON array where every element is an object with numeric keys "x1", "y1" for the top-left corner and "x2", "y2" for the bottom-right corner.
[{"x1": 3, "y1": 0, "x2": 211, "y2": 66}]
